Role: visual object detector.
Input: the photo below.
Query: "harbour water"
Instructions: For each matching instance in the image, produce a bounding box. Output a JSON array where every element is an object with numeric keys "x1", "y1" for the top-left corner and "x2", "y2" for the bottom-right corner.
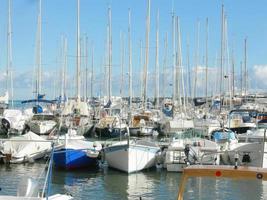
[{"x1": 0, "y1": 160, "x2": 266, "y2": 200}]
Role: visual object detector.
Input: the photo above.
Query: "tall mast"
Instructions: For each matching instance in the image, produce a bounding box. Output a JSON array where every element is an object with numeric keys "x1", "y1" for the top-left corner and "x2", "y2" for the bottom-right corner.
[
  {"x1": 35, "y1": 0, "x2": 42, "y2": 99},
  {"x1": 155, "y1": 10, "x2": 159, "y2": 108},
  {"x1": 193, "y1": 20, "x2": 200, "y2": 99},
  {"x1": 176, "y1": 17, "x2": 180, "y2": 107},
  {"x1": 172, "y1": 9, "x2": 176, "y2": 105},
  {"x1": 63, "y1": 37, "x2": 68, "y2": 99},
  {"x1": 240, "y1": 61, "x2": 243, "y2": 95},
  {"x1": 186, "y1": 36, "x2": 190, "y2": 106},
  {"x1": 120, "y1": 31, "x2": 124, "y2": 98},
  {"x1": 163, "y1": 33, "x2": 168, "y2": 100},
  {"x1": 128, "y1": 9, "x2": 132, "y2": 109},
  {"x1": 244, "y1": 38, "x2": 247, "y2": 98},
  {"x1": 232, "y1": 48, "x2": 235, "y2": 100},
  {"x1": 91, "y1": 43, "x2": 94, "y2": 99},
  {"x1": 108, "y1": 7, "x2": 112, "y2": 101},
  {"x1": 219, "y1": 4, "x2": 224, "y2": 112},
  {"x1": 85, "y1": 36, "x2": 88, "y2": 100},
  {"x1": 76, "y1": 0, "x2": 81, "y2": 101},
  {"x1": 177, "y1": 17, "x2": 184, "y2": 110},
  {"x1": 60, "y1": 35, "x2": 64, "y2": 99},
  {"x1": 205, "y1": 18, "x2": 209, "y2": 106},
  {"x1": 139, "y1": 40, "x2": 143, "y2": 98},
  {"x1": 7, "y1": 0, "x2": 13, "y2": 106},
  {"x1": 142, "y1": 0, "x2": 150, "y2": 109}
]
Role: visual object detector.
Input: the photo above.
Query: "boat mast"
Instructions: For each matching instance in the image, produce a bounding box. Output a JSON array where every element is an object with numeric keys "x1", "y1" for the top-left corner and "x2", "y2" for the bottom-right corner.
[
  {"x1": 85, "y1": 36, "x2": 88, "y2": 101},
  {"x1": 128, "y1": 9, "x2": 132, "y2": 110},
  {"x1": 155, "y1": 9, "x2": 160, "y2": 109},
  {"x1": 91, "y1": 43, "x2": 94, "y2": 99},
  {"x1": 219, "y1": 4, "x2": 224, "y2": 112},
  {"x1": 35, "y1": 0, "x2": 42, "y2": 99},
  {"x1": 163, "y1": 33, "x2": 168, "y2": 101},
  {"x1": 171, "y1": 8, "x2": 176, "y2": 106},
  {"x1": 232, "y1": 48, "x2": 235, "y2": 102},
  {"x1": 205, "y1": 18, "x2": 209, "y2": 109},
  {"x1": 139, "y1": 40, "x2": 143, "y2": 99},
  {"x1": 142, "y1": 0, "x2": 150, "y2": 110},
  {"x1": 7, "y1": 0, "x2": 13, "y2": 107},
  {"x1": 108, "y1": 7, "x2": 112, "y2": 101},
  {"x1": 60, "y1": 35, "x2": 64, "y2": 100},
  {"x1": 186, "y1": 36, "x2": 190, "y2": 106},
  {"x1": 120, "y1": 31, "x2": 124, "y2": 98},
  {"x1": 240, "y1": 61, "x2": 243, "y2": 96},
  {"x1": 63, "y1": 37, "x2": 68, "y2": 100},
  {"x1": 76, "y1": 0, "x2": 81, "y2": 101},
  {"x1": 244, "y1": 38, "x2": 247, "y2": 100},
  {"x1": 193, "y1": 20, "x2": 200, "y2": 100},
  {"x1": 177, "y1": 17, "x2": 185, "y2": 111}
]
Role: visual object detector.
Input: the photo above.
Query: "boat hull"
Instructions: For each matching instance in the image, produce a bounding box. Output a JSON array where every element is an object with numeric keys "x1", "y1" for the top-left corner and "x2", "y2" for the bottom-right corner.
[
  {"x1": 94, "y1": 127, "x2": 127, "y2": 138},
  {"x1": 105, "y1": 143, "x2": 160, "y2": 173},
  {"x1": 53, "y1": 148, "x2": 98, "y2": 170}
]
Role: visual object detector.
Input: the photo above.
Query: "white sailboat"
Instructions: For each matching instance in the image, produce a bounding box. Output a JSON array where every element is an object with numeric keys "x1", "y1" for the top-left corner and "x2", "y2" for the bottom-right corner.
[
  {"x1": 104, "y1": 137, "x2": 160, "y2": 173},
  {"x1": 104, "y1": 1, "x2": 160, "y2": 173},
  {"x1": 59, "y1": 0, "x2": 93, "y2": 136},
  {"x1": 26, "y1": 113, "x2": 57, "y2": 135}
]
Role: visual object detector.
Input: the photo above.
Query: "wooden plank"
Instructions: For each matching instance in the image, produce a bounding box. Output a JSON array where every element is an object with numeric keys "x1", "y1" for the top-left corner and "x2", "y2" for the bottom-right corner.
[{"x1": 177, "y1": 165, "x2": 267, "y2": 200}]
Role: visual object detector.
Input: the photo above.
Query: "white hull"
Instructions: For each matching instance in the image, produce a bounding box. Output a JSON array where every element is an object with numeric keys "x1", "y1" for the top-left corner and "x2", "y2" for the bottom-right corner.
[
  {"x1": 0, "y1": 131, "x2": 51, "y2": 164},
  {"x1": 0, "y1": 194, "x2": 72, "y2": 200},
  {"x1": 105, "y1": 141, "x2": 160, "y2": 173},
  {"x1": 28, "y1": 120, "x2": 57, "y2": 135},
  {"x1": 221, "y1": 142, "x2": 264, "y2": 167},
  {"x1": 164, "y1": 118, "x2": 194, "y2": 133},
  {"x1": 165, "y1": 138, "x2": 220, "y2": 172}
]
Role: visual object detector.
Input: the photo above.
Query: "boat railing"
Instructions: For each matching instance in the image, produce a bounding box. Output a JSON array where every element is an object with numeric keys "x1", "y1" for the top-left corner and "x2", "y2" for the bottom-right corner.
[{"x1": 200, "y1": 148, "x2": 267, "y2": 166}]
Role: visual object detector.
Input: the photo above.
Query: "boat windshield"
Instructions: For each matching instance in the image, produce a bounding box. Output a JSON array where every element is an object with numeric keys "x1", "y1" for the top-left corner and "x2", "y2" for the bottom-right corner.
[
  {"x1": 32, "y1": 114, "x2": 56, "y2": 121},
  {"x1": 213, "y1": 130, "x2": 236, "y2": 141}
]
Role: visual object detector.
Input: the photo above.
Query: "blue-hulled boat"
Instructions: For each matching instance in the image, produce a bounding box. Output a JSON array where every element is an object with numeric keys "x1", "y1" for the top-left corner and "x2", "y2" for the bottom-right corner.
[{"x1": 53, "y1": 129, "x2": 102, "y2": 170}]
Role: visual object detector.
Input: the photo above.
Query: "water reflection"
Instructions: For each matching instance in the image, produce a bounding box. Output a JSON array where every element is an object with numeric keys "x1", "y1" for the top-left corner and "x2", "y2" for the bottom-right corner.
[
  {"x1": 0, "y1": 161, "x2": 46, "y2": 196},
  {"x1": 0, "y1": 162, "x2": 266, "y2": 200},
  {"x1": 184, "y1": 177, "x2": 265, "y2": 200},
  {"x1": 103, "y1": 168, "x2": 181, "y2": 200}
]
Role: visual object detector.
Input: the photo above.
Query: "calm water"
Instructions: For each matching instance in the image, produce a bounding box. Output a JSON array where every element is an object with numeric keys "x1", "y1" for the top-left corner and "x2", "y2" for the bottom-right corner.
[{"x1": 0, "y1": 161, "x2": 266, "y2": 200}]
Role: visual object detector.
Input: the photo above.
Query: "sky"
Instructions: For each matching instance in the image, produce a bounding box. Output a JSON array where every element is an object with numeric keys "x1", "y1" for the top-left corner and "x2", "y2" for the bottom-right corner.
[{"x1": 0, "y1": 0, "x2": 267, "y2": 100}]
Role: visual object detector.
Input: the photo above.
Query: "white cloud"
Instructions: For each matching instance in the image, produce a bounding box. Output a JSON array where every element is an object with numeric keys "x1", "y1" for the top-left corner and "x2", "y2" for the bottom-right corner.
[{"x1": 252, "y1": 65, "x2": 267, "y2": 88}]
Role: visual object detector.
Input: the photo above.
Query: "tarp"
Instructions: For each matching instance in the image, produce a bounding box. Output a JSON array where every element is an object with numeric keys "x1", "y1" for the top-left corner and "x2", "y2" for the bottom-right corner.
[{"x1": 1, "y1": 131, "x2": 51, "y2": 161}]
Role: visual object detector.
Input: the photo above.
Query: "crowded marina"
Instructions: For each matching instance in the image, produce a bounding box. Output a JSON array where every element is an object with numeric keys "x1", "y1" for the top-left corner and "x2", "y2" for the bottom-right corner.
[{"x1": 0, "y1": 0, "x2": 267, "y2": 199}]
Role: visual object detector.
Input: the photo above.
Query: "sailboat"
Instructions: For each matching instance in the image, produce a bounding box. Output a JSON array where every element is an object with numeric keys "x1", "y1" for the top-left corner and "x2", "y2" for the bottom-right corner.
[
  {"x1": 53, "y1": 128, "x2": 102, "y2": 169},
  {"x1": 53, "y1": 0, "x2": 101, "y2": 170},
  {"x1": 104, "y1": 135, "x2": 160, "y2": 173},
  {"x1": 104, "y1": 1, "x2": 161, "y2": 173},
  {"x1": 0, "y1": 0, "x2": 33, "y2": 135}
]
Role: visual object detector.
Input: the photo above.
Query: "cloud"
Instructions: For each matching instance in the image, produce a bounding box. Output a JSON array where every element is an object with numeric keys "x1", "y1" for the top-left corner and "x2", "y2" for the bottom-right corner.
[{"x1": 253, "y1": 65, "x2": 267, "y2": 87}]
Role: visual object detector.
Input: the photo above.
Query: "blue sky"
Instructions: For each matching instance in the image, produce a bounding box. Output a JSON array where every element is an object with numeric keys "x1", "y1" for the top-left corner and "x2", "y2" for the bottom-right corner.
[{"x1": 0, "y1": 0, "x2": 266, "y2": 99}]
